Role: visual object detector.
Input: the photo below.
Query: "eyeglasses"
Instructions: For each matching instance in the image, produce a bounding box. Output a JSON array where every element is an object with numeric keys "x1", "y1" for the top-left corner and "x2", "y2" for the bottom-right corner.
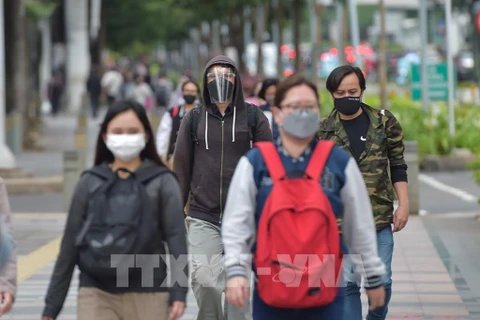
[
  {"x1": 280, "y1": 103, "x2": 320, "y2": 112},
  {"x1": 206, "y1": 72, "x2": 236, "y2": 82}
]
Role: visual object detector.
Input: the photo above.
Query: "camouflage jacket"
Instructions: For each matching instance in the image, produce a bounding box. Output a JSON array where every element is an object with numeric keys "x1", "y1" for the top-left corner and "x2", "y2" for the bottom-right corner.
[{"x1": 318, "y1": 103, "x2": 406, "y2": 231}]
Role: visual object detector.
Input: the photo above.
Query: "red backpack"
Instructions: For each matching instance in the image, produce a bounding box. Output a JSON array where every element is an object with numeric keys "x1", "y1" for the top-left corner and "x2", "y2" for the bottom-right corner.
[{"x1": 254, "y1": 140, "x2": 342, "y2": 308}]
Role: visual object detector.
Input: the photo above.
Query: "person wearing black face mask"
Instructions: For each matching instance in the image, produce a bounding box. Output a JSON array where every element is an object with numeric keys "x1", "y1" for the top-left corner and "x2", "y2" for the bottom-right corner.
[
  {"x1": 156, "y1": 80, "x2": 200, "y2": 168},
  {"x1": 319, "y1": 65, "x2": 409, "y2": 320}
]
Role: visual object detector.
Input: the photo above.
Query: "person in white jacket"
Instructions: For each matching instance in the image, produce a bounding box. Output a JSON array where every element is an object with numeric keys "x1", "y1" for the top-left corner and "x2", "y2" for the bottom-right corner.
[
  {"x1": 221, "y1": 74, "x2": 386, "y2": 319},
  {"x1": 156, "y1": 81, "x2": 199, "y2": 168}
]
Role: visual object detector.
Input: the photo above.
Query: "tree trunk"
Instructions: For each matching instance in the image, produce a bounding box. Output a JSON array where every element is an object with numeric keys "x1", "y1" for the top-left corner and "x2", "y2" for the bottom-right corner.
[
  {"x1": 255, "y1": 1, "x2": 269, "y2": 78},
  {"x1": 378, "y1": 0, "x2": 388, "y2": 109},
  {"x1": 23, "y1": 17, "x2": 39, "y2": 149},
  {"x1": 98, "y1": 1, "x2": 107, "y2": 70},
  {"x1": 229, "y1": 14, "x2": 246, "y2": 74},
  {"x1": 4, "y1": 0, "x2": 16, "y2": 115},
  {"x1": 293, "y1": 0, "x2": 302, "y2": 72},
  {"x1": 312, "y1": 2, "x2": 323, "y2": 87},
  {"x1": 342, "y1": 0, "x2": 348, "y2": 64},
  {"x1": 13, "y1": 0, "x2": 29, "y2": 116},
  {"x1": 65, "y1": 0, "x2": 90, "y2": 113},
  {"x1": 273, "y1": 0, "x2": 284, "y2": 78},
  {"x1": 39, "y1": 19, "x2": 52, "y2": 103}
]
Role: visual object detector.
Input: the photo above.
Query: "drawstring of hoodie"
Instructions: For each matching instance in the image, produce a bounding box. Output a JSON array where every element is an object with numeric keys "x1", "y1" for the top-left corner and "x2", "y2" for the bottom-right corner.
[
  {"x1": 205, "y1": 111, "x2": 209, "y2": 150},
  {"x1": 204, "y1": 106, "x2": 238, "y2": 150},
  {"x1": 232, "y1": 106, "x2": 236, "y2": 142}
]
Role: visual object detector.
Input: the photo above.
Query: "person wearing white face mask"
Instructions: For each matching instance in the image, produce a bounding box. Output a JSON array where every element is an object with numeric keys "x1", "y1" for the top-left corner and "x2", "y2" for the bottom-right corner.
[
  {"x1": 43, "y1": 100, "x2": 188, "y2": 320},
  {"x1": 222, "y1": 74, "x2": 386, "y2": 319}
]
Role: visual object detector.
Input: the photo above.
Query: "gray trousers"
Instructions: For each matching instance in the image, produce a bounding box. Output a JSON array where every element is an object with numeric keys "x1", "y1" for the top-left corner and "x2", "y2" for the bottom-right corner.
[{"x1": 188, "y1": 218, "x2": 251, "y2": 320}]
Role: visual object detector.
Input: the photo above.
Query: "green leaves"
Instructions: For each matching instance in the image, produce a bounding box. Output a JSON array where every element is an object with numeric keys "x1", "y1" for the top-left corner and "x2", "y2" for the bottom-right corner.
[
  {"x1": 24, "y1": 0, "x2": 59, "y2": 19},
  {"x1": 104, "y1": 0, "x2": 264, "y2": 55}
]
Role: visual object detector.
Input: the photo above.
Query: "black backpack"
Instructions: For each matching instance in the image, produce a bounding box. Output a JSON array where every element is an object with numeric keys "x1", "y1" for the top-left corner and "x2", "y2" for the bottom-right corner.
[
  {"x1": 190, "y1": 103, "x2": 259, "y2": 149},
  {"x1": 75, "y1": 165, "x2": 170, "y2": 279}
]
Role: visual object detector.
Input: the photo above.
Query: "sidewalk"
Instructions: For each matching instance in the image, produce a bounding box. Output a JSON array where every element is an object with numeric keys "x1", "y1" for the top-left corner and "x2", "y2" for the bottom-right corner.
[
  {"x1": 15, "y1": 112, "x2": 103, "y2": 178},
  {"x1": 6, "y1": 111, "x2": 474, "y2": 318},
  {"x1": 375, "y1": 216, "x2": 470, "y2": 319},
  {"x1": 11, "y1": 213, "x2": 472, "y2": 319}
]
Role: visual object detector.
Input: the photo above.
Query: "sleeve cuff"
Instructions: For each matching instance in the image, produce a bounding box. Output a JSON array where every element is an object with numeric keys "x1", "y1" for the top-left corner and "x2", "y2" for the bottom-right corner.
[
  {"x1": 226, "y1": 264, "x2": 248, "y2": 280},
  {"x1": 364, "y1": 275, "x2": 385, "y2": 289},
  {"x1": 390, "y1": 164, "x2": 408, "y2": 184},
  {"x1": 43, "y1": 305, "x2": 60, "y2": 320},
  {"x1": 169, "y1": 289, "x2": 187, "y2": 304}
]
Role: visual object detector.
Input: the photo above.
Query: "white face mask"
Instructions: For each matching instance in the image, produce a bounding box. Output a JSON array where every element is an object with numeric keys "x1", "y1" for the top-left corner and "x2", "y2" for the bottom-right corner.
[{"x1": 106, "y1": 133, "x2": 146, "y2": 162}]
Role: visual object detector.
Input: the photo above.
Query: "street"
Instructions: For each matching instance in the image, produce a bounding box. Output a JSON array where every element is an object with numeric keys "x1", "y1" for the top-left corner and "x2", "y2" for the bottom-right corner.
[{"x1": 3, "y1": 111, "x2": 480, "y2": 319}]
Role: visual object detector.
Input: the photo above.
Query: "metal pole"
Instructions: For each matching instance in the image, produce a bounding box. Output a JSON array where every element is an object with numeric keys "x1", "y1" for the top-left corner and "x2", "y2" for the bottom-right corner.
[
  {"x1": 309, "y1": 0, "x2": 318, "y2": 81},
  {"x1": 348, "y1": 0, "x2": 361, "y2": 66},
  {"x1": 419, "y1": 0, "x2": 429, "y2": 113},
  {"x1": 445, "y1": 0, "x2": 455, "y2": 145},
  {"x1": 0, "y1": 0, "x2": 16, "y2": 169},
  {"x1": 336, "y1": 1, "x2": 344, "y2": 64}
]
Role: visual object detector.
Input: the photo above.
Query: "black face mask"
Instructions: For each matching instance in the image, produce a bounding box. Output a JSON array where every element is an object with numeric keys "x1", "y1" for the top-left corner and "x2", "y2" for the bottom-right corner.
[
  {"x1": 207, "y1": 78, "x2": 234, "y2": 103},
  {"x1": 334, "y1": 97, "x2": 361, "y2": 116},
  {"x1": 183, "y1": 94, "x2": 196, "y2": 104}
]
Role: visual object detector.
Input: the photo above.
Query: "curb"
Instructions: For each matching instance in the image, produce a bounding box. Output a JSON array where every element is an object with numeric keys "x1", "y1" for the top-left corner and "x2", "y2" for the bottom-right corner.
[
  {"x1": 4, "y1": 176, "x2": 63, "y2": 195},
  {"x1": 420, "y1": 155, "x2": 478, "y2": 172}
]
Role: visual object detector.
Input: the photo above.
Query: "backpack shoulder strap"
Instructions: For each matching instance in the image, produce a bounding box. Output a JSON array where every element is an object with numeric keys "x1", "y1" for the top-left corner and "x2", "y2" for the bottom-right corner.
[
  {"x1": 171, "y1": 105, "x2": 180, "y2": 118},
  {"x1": 254, "y1": 141, "x2": 285, "y2": 182},
  {"x1": 246, "y1": 103, "x2": 259, "y2": 142},
  {"x1": 305, "y1": 140, "x2": 335, "y2": 181},
  {"x1": 189, "y1": 105, "x2": 202, "y2": 145},
  {"x1": 136, "y1": 165, "x2": 172, "y2": 184},
  {"x1": 82, "y1": 166, "x2": 111, "y2": 181}
]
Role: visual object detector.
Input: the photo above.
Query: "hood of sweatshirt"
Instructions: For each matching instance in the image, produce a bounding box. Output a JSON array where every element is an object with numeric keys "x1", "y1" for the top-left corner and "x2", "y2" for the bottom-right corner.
[
  {"x1": 201, "y1": 55, "x2": 245, "y2": 113},
  {"x1": 200, "y1": 55, "x2": 247, "y2": 149}
]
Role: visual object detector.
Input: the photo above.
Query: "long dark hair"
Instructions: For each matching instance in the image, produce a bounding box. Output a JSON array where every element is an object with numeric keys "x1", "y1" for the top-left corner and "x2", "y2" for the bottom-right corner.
[{"x1": 94, "y1": 100, "x2": 165, "y2": 167}]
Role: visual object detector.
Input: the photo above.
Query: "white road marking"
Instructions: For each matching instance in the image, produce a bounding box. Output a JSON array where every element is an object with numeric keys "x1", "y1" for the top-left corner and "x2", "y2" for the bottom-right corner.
[
  {"x1": 421, "y1": 211, "x2": 480, "y2": 219},
  {"x1": 419, "y1": 209, "x2": 429, "y2": 216},
  {"x1": 419, "y1": 174, "x2": 479, "y2": 203}
]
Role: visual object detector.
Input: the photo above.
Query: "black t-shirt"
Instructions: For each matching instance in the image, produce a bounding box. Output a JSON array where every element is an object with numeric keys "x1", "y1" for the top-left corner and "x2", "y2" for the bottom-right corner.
[{"x1": 341, "y1": 111, "x2": 370, "y2": 161}]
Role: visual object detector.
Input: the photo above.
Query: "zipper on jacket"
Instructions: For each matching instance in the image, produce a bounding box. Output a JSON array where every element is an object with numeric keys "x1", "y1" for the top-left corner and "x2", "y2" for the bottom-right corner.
[{"x1": 219, "y1": 120, "x2": 225, "y2": 224}]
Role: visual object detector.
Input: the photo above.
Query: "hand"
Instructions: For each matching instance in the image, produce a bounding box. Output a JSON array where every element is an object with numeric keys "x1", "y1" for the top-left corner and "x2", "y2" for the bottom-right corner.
[
  {"x1": 226, "y1": 276, "x2": 249, "y2": 308},
  {"x1": 41, "y1": 317, "x2": 54, "y2": 320},
  {"x1": 393, "y1": 204, "x2": 409, "y2": 232},
  {"x1": 168, "y1": 301, "x2": 185, "y2": 320},
  {"x1": 0, "y1": 292, "x2": 13, "y2": 316},
  {"x1": 366, "y1": 286, "x2": 386, "y2": 311}
]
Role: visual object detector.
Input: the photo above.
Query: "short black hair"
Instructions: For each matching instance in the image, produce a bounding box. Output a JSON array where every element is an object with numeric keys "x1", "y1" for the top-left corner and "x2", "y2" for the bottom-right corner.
[
  {"x1": 326, "y1": 65, "x2": 366, "y2": 93},
  {"x1": 258, "y1": 78, "x2": 280, "y2": 100},
  {"x1": 274, "y1": 74, "x2": 319, "y2": 108}
]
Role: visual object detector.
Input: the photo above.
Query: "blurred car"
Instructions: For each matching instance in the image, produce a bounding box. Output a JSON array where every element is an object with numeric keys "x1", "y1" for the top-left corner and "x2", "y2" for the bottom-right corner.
[{"x1": 455, "y1": 50, "x2": 475, "y2": 82}]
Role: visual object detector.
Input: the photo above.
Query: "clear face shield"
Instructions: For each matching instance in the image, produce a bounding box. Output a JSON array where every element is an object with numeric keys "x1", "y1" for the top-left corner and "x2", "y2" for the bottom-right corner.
[{"x1": 206, "y1": 67, "x2": 236, "y2": 104}]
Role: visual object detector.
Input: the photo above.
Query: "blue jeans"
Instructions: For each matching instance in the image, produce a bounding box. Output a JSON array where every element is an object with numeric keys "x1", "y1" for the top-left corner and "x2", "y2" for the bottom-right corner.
[
  {"x1": 252, "y1": 286, "x2": 345, "y2": 320},
  {"x1": 343, "y1": 226, "x2": 394, "y2": 320}
]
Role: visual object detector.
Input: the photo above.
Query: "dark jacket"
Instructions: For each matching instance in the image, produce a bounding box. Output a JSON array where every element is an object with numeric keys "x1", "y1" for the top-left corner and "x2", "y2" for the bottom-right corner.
[
  {"x1": 173, "y1": 55, "x2": 272, "y2": 225},
  {"x1": 319, "y1": 104, "x2": 407, "y2": 231},
  {"x1": 43, "y1": 160, "x2": 188, "y2": 319}
]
